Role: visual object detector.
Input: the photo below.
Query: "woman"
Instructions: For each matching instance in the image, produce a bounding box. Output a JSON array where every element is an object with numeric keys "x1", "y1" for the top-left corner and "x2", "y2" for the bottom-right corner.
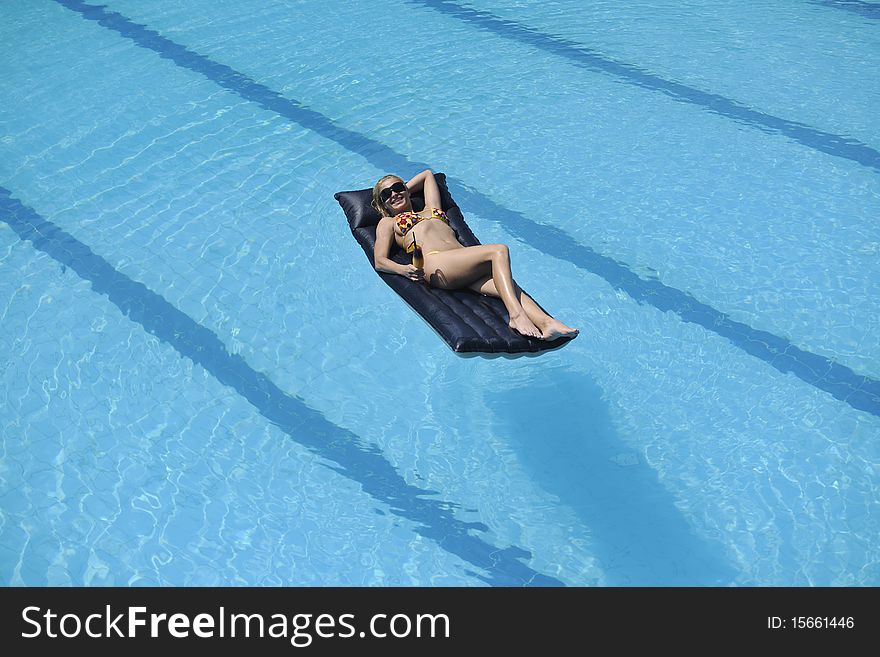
[{"x1": 372, "y1": 169, "x2": 578, "y2": 341}]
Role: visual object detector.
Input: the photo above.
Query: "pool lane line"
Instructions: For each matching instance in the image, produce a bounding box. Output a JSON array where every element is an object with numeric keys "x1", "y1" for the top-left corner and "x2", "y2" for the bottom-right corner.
[
  {"x1": 0, "y1": 186, "x2": 564, "y2": 587},
  {"x1": 409, "y1": 0, "x2": 880, "y2": 173},
  {"x1": 451, "y1": 185, "x2": 880, "y2": 418},
  {"x1": 812, "y1": 0, "x2": 880, "y2": 19},
  {"x1": 53, "y1": 0, "x2": 880, "y2": 418}
]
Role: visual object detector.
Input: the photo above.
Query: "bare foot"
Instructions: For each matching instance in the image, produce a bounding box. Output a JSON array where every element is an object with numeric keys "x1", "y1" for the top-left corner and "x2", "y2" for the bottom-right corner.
[
  {"x1": 509, "y1": 313, "x2": 543, "y2": 339},
  {"x1": 539, "y1": 319, "x2": 579, "y2": 341}
]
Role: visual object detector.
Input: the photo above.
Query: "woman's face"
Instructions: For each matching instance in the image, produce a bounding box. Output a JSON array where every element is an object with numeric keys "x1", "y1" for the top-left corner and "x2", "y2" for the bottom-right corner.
[{"x1": 380, "y1": 179, "x2": 409, "y2": 214}]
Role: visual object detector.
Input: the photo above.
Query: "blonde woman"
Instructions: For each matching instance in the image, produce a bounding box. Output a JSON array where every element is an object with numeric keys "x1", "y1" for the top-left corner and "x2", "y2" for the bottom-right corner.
[{"x1": 372, "y1": 170, "x2": 578, "y2": 341}]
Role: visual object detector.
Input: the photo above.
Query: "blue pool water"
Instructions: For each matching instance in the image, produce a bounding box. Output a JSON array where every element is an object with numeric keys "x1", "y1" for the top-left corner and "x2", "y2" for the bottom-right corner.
[{"x1": 1, "y1": 0, "x2": 878, "y2": 586}]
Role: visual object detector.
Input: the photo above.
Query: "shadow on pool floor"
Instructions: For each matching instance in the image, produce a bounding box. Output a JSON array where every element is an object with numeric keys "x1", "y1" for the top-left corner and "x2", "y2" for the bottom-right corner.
[{"x1": 486, "y1": 368, "x2": 737, "y2": 586}]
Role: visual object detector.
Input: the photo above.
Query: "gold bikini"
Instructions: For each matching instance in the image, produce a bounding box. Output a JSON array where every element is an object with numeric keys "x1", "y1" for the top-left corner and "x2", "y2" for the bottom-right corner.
[{"x1": 395, "y1": 207, "x2": 449, "y2": 255}]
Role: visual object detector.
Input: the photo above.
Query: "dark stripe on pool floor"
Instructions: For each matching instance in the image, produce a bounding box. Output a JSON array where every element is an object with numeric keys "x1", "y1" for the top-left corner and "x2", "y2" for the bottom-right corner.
[
  {"x1": 54, "y1": 0, "x2": 880, "y2": 418},
  {"x1": 0, "y1": 186, "x2": 564, "y2": 587},
  {"x1": 410, "y1": 0, "x2": 880, "y2": 172},
  {"x1": 812, "y1": 0, "x2": 880, "y2": 20}
]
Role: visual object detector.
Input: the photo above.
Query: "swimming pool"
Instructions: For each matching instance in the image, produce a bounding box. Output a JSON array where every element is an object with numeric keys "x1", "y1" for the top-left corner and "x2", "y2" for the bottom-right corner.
[{"x1": 1, "y1": 0, "x2": 878, "y2": 586}]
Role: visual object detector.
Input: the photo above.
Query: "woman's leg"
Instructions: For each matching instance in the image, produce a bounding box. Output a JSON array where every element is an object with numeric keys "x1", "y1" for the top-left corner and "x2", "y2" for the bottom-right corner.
[
  {"x1": 468, "y1": 277, "x2": 579, "y2": 340},
  {"x1": 423, "y1": 244, "x2": 542, "y2": 338}
]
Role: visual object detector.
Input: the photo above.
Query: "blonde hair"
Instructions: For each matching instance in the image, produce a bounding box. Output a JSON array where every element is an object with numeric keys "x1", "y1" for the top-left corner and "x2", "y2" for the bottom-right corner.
[{"x1": 371, "y1": 174, "x2": 405, "y2": 218}]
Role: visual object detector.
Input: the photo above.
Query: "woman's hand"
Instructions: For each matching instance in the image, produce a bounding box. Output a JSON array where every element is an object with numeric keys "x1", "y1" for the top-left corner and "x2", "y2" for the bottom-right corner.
[{"x1": 400, "y1": 264, "x2": 425, "y2": 282}]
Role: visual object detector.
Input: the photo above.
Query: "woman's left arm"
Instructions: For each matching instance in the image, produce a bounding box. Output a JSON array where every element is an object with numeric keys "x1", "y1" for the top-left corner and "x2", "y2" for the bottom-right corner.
[{"x1": 406, "y1": 169, "x2": 441, "y2": 209}]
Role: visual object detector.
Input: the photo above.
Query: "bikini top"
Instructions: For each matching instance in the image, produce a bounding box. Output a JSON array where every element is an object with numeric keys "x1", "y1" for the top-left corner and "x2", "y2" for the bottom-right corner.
[{"x1": 395, "y1": 207, "x2": 449, "y2": 237}]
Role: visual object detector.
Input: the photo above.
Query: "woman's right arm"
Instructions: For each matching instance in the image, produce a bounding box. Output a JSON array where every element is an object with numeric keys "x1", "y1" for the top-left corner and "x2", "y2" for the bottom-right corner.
[
  {"x1": 374, "y1": 218, "x2": 424, "y2": 281},
  {"x1": 374, "y1": 218, "x2": 401, "y2": 274}
]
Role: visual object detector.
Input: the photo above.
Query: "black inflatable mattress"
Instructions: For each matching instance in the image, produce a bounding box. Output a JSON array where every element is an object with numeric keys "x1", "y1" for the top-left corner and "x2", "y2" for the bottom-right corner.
[{"x1": 334, "y1": 173, "x2": 574, "y2": 356}]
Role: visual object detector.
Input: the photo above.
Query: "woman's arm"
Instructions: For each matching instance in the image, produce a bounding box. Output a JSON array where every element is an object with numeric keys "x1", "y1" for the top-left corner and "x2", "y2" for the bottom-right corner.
[
  {"x1": 406, "y1": 169, "x2": 442, "y2": 210},
  {"x1": 374, "y1": 218, "x2": 402, "y2": 274},
  {"x1": 374, "y1": 217, "x2": 424, "y2": 281}
]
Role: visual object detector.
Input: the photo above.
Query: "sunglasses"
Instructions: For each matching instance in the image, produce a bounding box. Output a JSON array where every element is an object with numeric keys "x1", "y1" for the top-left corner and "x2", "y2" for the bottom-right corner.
[{"x1": 379, "y1": 181, "x2": 407, "y2": 203}]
